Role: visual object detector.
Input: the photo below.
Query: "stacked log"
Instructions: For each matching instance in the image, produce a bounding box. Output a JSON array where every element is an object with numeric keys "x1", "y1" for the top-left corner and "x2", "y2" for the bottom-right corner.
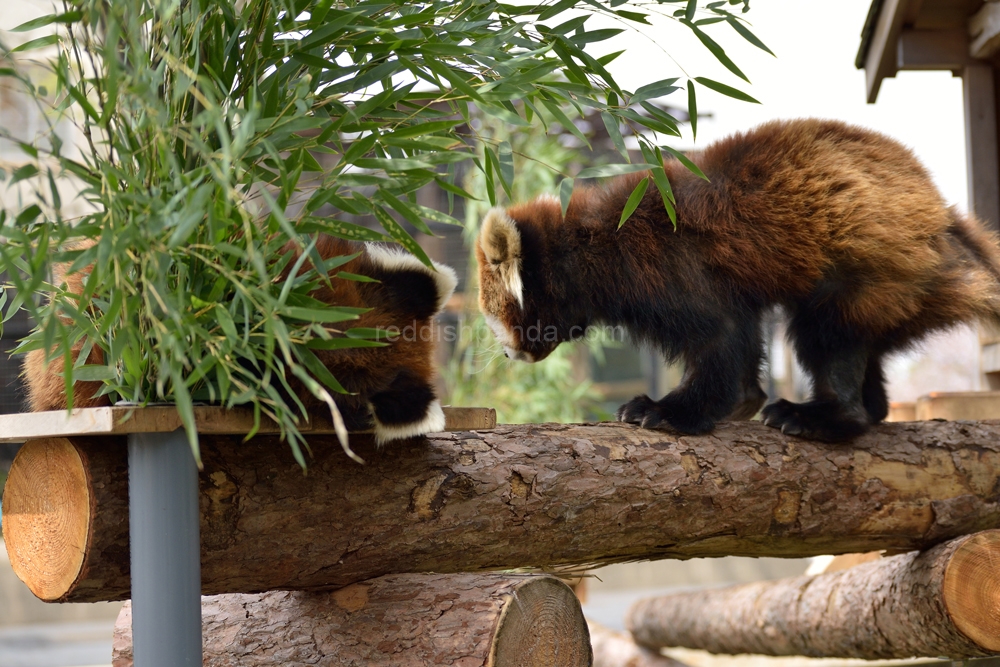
[
  {"x1": 111, "y1": 573, "x2": 591, "y2": 667},
  {"x1": 627, "y1": 530, "x2": 1000, "y2": 660},
  {"x1": 588, "y1": 621, "x2": 688, "y2": 667},
  {"x1": 5, "y1": 420, "x2": 1000, "y2": 603}
]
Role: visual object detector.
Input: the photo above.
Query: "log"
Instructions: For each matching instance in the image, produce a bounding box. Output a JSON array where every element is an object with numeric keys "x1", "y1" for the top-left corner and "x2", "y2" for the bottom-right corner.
[
  {"x1": 111, "y1": 573, "x2": 592, "y2": 667},
  {"x1": 588, "y1": 621, "x2": 688, "y2": 667},
  {"x1": 6, "y1": 420, "x2": 1000, "y2": 602},
  {"x1": 626, "y1": 530, "x2": 1000, "y2": 660}
]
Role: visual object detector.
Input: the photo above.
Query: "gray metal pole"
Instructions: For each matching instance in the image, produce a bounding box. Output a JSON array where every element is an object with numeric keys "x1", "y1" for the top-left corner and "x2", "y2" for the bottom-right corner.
[{"x1": 128, "y1": 430, "x2": 202, "y2": 667}]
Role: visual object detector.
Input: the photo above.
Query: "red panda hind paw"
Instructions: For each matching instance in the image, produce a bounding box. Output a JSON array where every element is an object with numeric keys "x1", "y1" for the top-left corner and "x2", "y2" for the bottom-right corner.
[{"x1": 761, "y1": 399, "x2": 870, "y2": 443}]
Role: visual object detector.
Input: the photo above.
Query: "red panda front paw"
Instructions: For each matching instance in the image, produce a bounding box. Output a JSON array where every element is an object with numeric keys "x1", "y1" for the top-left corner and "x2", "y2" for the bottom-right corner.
[
  {"x1": 615, "y1": 395, "x2": 657, "y2": 424},
  {"x1": 616, "y1": 395, "x2": 716, "y2": 435}
]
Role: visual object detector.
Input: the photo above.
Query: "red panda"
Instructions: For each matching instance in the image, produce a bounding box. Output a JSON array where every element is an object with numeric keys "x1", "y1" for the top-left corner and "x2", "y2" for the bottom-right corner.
[
  {"x1": 477, "y1": 118, "x2": 1000, "y2": 442},
  {"x1": 24, "y1": 236, "x2": 457, "y2": 445}
]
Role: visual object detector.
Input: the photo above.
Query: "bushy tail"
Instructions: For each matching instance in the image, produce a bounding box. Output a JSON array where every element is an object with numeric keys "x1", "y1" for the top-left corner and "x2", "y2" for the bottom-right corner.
[{"x1": 948, "y1": 206, "x2": 1000, "y2": 326}]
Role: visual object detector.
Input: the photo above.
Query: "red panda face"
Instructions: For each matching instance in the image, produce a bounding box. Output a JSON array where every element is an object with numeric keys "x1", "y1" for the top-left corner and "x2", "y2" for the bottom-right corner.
[{"x1": 476, "y1": 204, "x2": 564, "y2": 363}]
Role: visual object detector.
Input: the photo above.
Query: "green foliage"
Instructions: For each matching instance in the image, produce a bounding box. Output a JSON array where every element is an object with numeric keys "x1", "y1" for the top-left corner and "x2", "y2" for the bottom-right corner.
[
  {"x1": 0, "y1": 0, "x2": 765, "y2": 461},
  {"x1": 446, "y1": 314, "x2": 609, "y2": 425},
  {"x1": 443, "y1": 113, "x2": 611, "y2": 424}
]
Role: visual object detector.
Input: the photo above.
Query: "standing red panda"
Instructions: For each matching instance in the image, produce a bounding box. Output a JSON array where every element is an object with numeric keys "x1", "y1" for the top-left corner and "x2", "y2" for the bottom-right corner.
[
  {"x1": 24, "y1": 236, "x2": 457, "y2": 445},
  {"x1": 477, "y1": 118, "x2": 1000, "y2": 442}
]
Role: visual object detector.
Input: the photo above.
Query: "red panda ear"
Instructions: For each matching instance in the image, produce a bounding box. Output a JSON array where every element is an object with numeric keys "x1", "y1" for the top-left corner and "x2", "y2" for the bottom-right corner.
[{"x1": 479, "y1": 208, "x2": 524, "y2": 307}]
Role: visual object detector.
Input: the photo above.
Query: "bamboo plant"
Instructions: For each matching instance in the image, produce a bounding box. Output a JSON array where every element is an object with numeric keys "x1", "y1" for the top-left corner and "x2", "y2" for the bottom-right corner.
[{"x1": 0, "y1": 0, "x2": 767, "y2": 465}]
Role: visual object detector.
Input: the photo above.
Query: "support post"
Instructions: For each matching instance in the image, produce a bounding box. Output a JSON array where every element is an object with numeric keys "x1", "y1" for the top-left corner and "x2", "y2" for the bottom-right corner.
[
  {"x1": 128, "y1": 430, "x2": 202, "y2": 667},
  {"x1": 962, "y1": 63, "x2": 1000, "y2": 232}
]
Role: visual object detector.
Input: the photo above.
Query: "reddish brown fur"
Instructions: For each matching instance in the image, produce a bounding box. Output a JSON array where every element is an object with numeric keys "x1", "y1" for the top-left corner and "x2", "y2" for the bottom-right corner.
[
  {"x1": 291, "y1": 237, "x2": 444, "y2": 425},
  {"x1": 25, "y1": 261, "x2": 109, "y2": 412},
  {"x1": 478, "y1": 119, "x2": 1000, "y2": 441}
]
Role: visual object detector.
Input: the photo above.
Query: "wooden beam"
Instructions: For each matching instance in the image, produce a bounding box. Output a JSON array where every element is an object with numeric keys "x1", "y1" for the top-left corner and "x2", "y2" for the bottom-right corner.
[
  {"x1": 112, "y1": 574, "x2": 593, "y2": 667},
  {"x1": 963, "y1": 64, "x2": 1000, "y2": 231},
  {"x1": 863, "y1": 0, "x2": 910, "y2": 103},
  {"x1": 0, "y1": 405, "x2": 497, "y2": 443},
  {"x1": 7, "y1": 420, "x2": 1000, "y2": 603},
  {"x1": 897, "y1": 28, "x2": 970, "y2": 70},
  {"x1": 626, "y1": 530, "x2": 1000, "y2": 660},
  {"x1": 970, "y1": 1, "x2": 1000, "y2": 59}
]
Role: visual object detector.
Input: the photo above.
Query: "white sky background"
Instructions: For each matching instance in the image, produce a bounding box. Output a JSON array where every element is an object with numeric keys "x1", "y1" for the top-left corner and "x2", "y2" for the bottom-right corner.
[{"x1": 597, "y1": 0, "x2": 979, "y2": 401}]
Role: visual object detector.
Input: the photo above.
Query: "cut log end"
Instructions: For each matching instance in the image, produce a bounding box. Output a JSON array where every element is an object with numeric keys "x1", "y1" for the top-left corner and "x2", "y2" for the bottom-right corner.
[
  {"x1": 2, "y1": 438, "x2": 90, "y2": 601},
  {"x1": 944, "y1": 531, "x2": 1000, "y2": 651},
  {"x1": 491, "y1": 577, "x2": 592, "y2": 667},
  {"x1": 112, "y1": 574, "x2": 592, "y2": 667}
]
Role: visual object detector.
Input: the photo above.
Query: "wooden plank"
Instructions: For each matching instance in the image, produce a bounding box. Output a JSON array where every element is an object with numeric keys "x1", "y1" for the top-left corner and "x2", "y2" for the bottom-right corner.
[
  {"x1": 969, "y1": 1, "x2": 1000, "y2": 59},
  {"x1": 863, "y1": 0, "x2": 910, "y2": 103},
  {"x1": 887, "y1": 401, "x2": 916, "y2": 422},
  {"x1": 915, "y1": 390, "x2": 1000, "y2": 420},
  {"x1": 897, "y1": 28, "x2": 969, "y2": 70},
  {"x1": 0, "y1": 406, "x2": 497, "y2": 443},
  {"x1": 439, "y1": 406, "x2": 497, "y2": 431}
]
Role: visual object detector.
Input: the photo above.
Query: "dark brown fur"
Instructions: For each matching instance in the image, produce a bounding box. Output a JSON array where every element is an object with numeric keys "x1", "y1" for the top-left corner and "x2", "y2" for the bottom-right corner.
[
  {"x1": 25, "y1": 237, "x2": 457, "y2": 444},
  {"x1": 477, "y1": 119, "x2": 1000, "y2": 441}
]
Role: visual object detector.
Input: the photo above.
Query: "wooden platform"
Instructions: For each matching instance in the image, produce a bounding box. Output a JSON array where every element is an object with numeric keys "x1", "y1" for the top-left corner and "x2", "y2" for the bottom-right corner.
[
  {"x1": 915, "y1": 391, "x2": 1000, "y2": 421},
  {"x1": 0, "y1": 406, "x2": 497, "y2": 443}
]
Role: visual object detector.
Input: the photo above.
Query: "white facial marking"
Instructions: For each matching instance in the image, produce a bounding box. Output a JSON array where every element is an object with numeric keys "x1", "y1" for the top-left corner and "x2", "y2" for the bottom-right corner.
[
  {"x1": 503, "y1": 346, "x2": 536, "y2": 363},
  {"x1": 484, "y1": 313, "x2": 515, "y2": 347},
  {"x1": 480, "y1": 208, "x2": 524, "y2": 308},
  {"x1": 369, "y1": 399, "x2": 446, "y2": 446}
]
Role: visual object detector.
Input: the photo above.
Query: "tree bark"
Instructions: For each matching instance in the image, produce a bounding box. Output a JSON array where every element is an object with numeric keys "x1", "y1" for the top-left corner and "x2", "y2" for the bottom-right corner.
[
  {"x1": 627, "y1": 530, "x2": 1000, "y2": 660},
  {"x1": 588, "y1": 621, "x2": 688, "y2": 667},
  {"x1": 111, "y1": 573, "x2": 591, "y2": 667},
  {"x1": 6, "y1": 420, "x2": 1000, "y2": 602}
]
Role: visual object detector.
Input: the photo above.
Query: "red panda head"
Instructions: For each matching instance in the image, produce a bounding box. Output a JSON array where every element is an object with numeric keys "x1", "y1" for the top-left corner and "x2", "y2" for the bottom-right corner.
[{"x1": 476, "y1": 196, "x2": 586, "y2": 363}]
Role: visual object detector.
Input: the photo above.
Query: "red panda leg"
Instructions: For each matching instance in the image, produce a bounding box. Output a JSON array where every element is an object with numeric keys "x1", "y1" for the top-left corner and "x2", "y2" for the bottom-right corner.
[
  {"x1": 367, "y1": 369, "x2": 445, "y2": 446},
  {"x1": 861, "y1": 354, "x2": 889, "y2": 423},
  {"x1": 762, "y1": 322, "x2": 873, "y2": 442},
  {"x1": 616, "y1": 320, "x2": 763, "y2": 434}
]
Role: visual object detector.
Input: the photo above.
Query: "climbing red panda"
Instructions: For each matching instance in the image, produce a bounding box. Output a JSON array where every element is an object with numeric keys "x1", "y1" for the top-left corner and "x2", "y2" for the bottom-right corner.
[
  {"x1": 24, "y1": 236, "x2": 457, "y2": 445},
  {"x1": 477, "y1": 118, "x2": 1000, "y2": 442}
]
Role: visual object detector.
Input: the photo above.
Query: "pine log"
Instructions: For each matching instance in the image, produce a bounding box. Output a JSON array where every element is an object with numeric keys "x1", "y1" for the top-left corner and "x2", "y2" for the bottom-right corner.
[
  {"x1": 626, "y1": 530, "x2": 1000, "y2": 660},
  {"x1": 588, "y1": 621, "x2": 688, "y2": 667},
  {"x1": 111, "y1": 573, "x2": 591, "y2": 667},
  {"x1": 6, "y1": 420, "x2": 1000, "y2": 602}
]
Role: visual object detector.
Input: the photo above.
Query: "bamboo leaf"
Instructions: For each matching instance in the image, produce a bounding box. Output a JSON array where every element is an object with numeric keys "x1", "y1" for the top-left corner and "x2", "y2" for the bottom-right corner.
[
  {"x1": 11, "y1": 12, "x2": 80, "y2": 32},
  {"x1": 577, "y1": 163, "x2": 656, "y2": 179},
  {"x1": 693, "y1": 76, "x2": 760, "y2": 103},
  {"x1": 688, "y1": 80, "x2": 698, "y2": 140},
  {"x1": 619, "y1": 177, "x2": 649, "y2": 228},
  {"x1": 631, "y1": 78, "x2": 680, "y2": 106},
  {"x1": 601, "y1": 111, "x2": 629, "y2": 160},
  {"x1": 559, "y1": 177, "x2": 573, "y2": 218},
  {"x1": 688, "y1": 24, "x2": 750, "y2": 83},
  {"x1": 10, "y1": 35, "x2": 59, "y2": 53},
  {"x1": 661, "y1": 145, "x2": 709, "y2": 181},
  {"x1": 726, "y1": 16, "x2": 775, "y2": 55}
]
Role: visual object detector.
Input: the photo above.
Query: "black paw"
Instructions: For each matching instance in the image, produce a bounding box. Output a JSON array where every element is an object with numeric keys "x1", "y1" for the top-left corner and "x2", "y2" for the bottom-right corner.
[
  {"x1": 616, "y1": 395, "x2": 657, "y2": 424},
  {"x1": 616, "y1": 395, "x2": 715, "y2": 434},
  {"x1": 761, "y1": 399, "x2": 869, "y2": 442}
]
